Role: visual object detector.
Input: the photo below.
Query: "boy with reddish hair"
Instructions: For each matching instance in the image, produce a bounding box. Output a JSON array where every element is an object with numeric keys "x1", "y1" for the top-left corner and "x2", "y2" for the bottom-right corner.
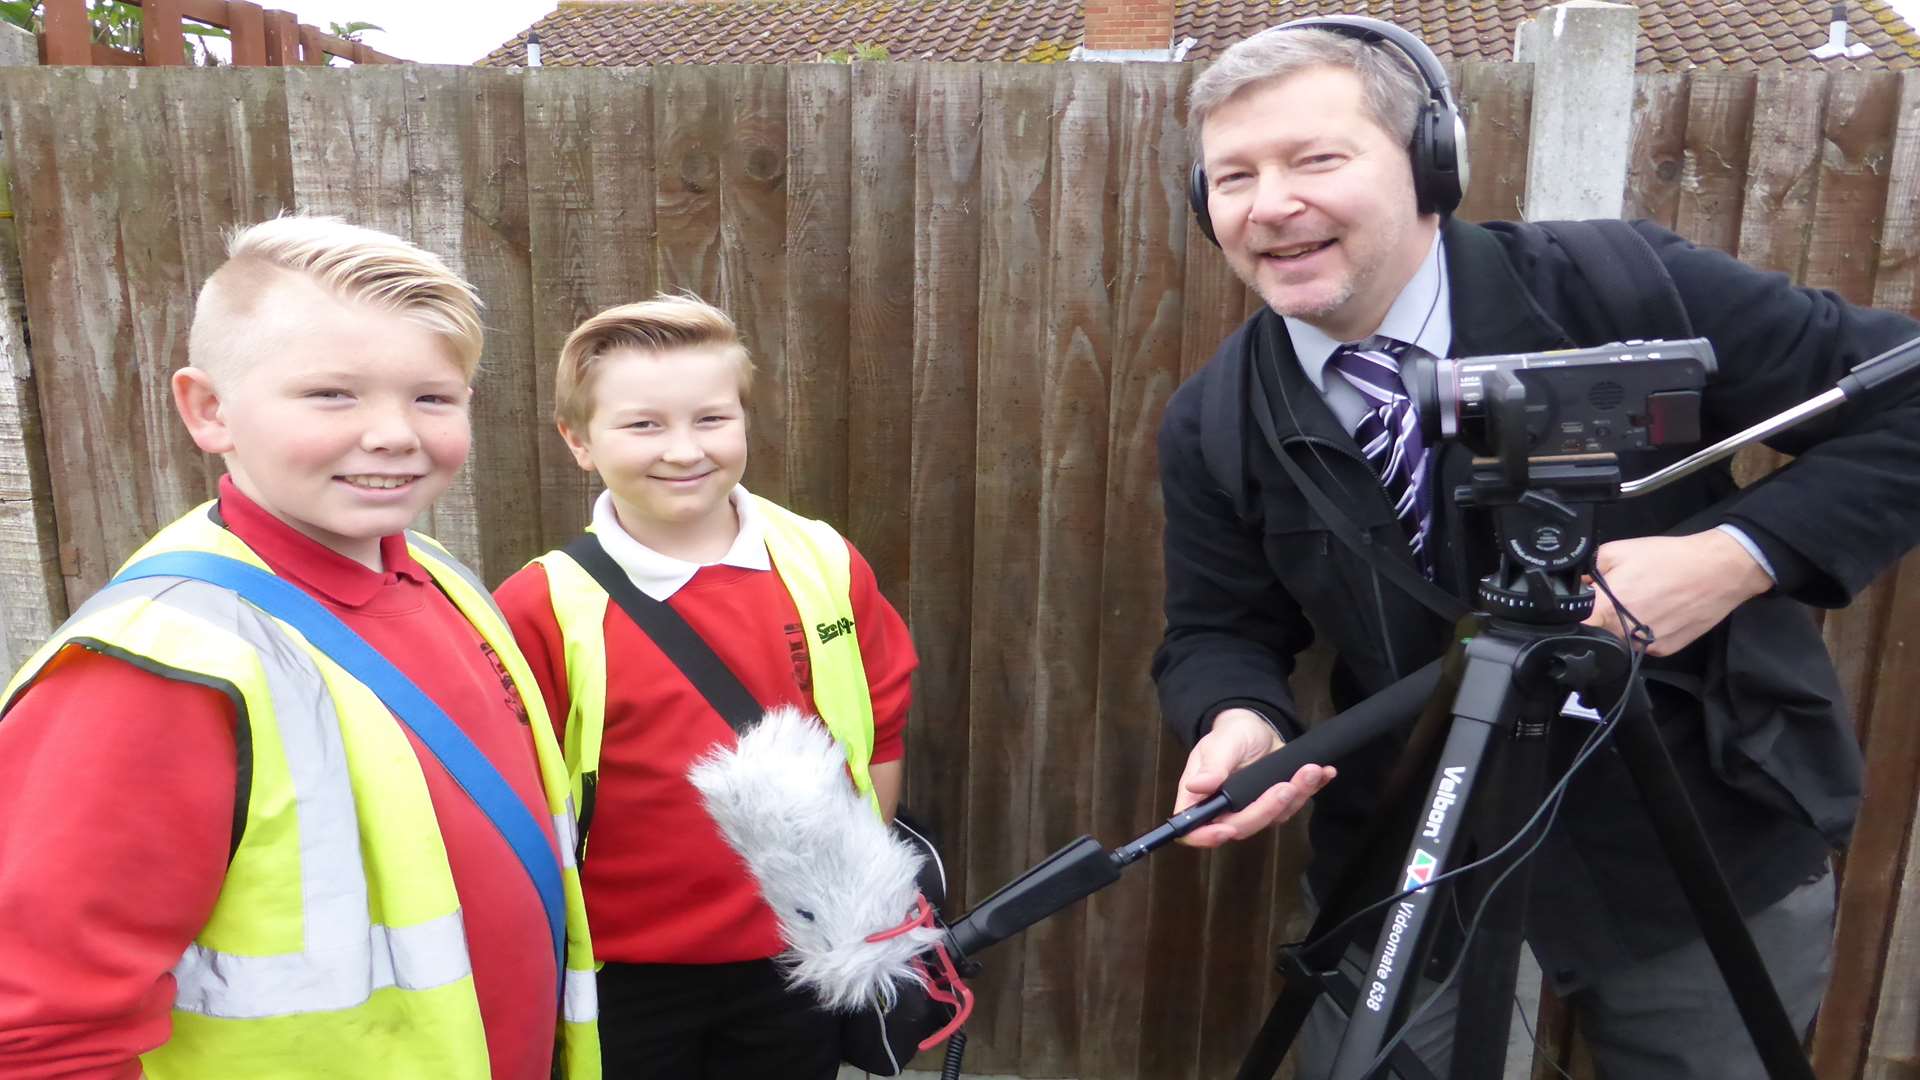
[{"x1": 496, "y1": 293, "x2": 916, "y2": 1079}]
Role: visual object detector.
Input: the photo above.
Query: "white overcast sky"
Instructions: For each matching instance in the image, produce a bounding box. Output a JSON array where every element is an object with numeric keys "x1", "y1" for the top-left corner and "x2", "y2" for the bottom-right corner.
[{"x1": 261, "y1": 0, "x2": 1920, "y2": 67}]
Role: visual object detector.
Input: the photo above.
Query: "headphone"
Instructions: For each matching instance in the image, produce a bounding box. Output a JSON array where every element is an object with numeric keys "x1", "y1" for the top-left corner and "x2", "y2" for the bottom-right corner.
[{"x1": 1188, "y1": 15, "x2": 1470, "y2": 246}]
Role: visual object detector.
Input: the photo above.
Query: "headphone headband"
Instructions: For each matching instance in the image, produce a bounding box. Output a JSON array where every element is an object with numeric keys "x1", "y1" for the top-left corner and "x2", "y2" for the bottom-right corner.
[{"x1": 1257, "y1": 15, "x2": 1456, "y2": 112}]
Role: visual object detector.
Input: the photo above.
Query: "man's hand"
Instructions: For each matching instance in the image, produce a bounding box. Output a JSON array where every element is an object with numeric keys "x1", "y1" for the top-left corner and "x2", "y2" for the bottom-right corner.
[
  {"x1": 1583, "y1": 530, "x2": 1774, "y2": 656},
  {"x1": 1172, "y1": 708, "x2": 1335, "y2": 847}
]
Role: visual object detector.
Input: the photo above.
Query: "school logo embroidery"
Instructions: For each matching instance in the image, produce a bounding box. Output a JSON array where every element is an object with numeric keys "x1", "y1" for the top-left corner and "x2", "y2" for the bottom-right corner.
[
  {"x1": 479, "y1": 641, "x2": 530, "y2": 725},
  {"x1": 784, "y1": 622, "x2": 812, "y2": 693},
  {"x1": 815, "y1": 616, "x2": 856, "y2": 644},
  {"x1": 1402, "y1": 849, "x2": 1438, "y2": 892}
]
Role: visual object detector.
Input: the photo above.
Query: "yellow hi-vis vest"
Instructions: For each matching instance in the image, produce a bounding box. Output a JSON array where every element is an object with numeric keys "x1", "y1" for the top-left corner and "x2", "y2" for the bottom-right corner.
[
  {"x1": 533, "y1": 493, "x2": 881, "y2": 859},
  {"x1": 0, "y1": 504, "x2": 601, "y2": 1080}
]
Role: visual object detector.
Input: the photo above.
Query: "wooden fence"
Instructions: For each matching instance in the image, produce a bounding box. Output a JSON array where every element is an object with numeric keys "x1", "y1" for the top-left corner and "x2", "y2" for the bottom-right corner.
[{"x1": 0, "y1": 61, "x2": 1916, "y2": 1079}]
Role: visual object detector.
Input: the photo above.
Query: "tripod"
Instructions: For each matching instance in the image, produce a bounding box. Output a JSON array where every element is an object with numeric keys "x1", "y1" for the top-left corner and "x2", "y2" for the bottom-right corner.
[{"x1": 1230, "y1": 453, "x2": 1818, "y2": 1080}]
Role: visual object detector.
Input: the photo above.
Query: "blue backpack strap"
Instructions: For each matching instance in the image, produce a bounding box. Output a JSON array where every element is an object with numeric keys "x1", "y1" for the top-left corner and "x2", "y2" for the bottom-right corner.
[
  {"x1": 1535, "y1": 219, "x2": 1694, "y2": 342},
  {"x1": 110, "y1": 551, "x2": 567, "y2": 991}
]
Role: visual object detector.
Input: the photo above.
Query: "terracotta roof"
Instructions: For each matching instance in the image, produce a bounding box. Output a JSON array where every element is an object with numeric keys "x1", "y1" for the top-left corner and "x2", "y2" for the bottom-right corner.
[{"x1": 477, "y1": 0, "x2": 1920, "y2": 68}]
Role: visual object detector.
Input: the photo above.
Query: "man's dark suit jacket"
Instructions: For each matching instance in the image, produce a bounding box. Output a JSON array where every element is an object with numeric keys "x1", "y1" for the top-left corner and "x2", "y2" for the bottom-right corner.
[{"x1": 1153, "y1": 216, "x2": 1920, "y2": 990}]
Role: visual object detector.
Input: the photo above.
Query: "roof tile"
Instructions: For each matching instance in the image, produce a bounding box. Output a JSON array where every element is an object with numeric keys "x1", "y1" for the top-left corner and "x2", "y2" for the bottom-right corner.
[{"x1": 476, "y1": 0, "x2": 1920, "y2": 68}]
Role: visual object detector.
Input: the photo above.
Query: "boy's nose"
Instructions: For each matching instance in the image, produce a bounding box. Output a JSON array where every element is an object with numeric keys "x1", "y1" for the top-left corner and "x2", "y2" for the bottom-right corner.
[
  {"x1": 360, "y1": 405, "x2": 423, "y2": 453},
  {"x1": 660, "y1": 430, "x2": 704, "y2": 464}
]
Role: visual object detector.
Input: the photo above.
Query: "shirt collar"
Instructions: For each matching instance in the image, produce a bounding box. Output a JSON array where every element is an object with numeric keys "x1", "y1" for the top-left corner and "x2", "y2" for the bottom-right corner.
[
  {"x1": 589, "y1": 485, "x2": 770, "y2": 602},
  {"x1": 1285, "y1": 231, "x2": 1452, "y2": 391},
  {"x1": 215, "y1": 474, "x2": 429, "y2": 608}
]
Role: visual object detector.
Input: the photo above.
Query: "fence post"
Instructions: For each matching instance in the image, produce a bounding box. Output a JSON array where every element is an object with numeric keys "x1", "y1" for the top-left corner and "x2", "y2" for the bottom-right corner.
[
  {"x1": 141, "y1": 0, "x2": 189, "y2": 66},
  {"x1": 1515, "y1": 0, "x2": 1640, "y2": 219},
  {"x1": 228, "y1": 1, "x2": 268, "y2": 66},
  {"x1": 40, "y1": 0, "x2": 91, "y2": 65},
  {"x1": 263, "y1": 9, "x2": 298, "y2": 65}
]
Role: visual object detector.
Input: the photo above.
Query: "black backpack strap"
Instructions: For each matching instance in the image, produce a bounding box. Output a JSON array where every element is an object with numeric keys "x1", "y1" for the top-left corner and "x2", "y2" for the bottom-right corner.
[
  {"x1": 561, "y1": 533, "x2": 763, "y2": 734},
  {"x1": 1536, "y1": 219, "x2": 1694, "y2": 342}
]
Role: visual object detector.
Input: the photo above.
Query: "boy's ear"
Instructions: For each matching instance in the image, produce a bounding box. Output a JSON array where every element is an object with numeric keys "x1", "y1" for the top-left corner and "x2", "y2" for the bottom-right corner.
[
  {"x1": 556, "y1": 420, "x2": 596, "y2": 473},
  {"x1": 172, "y1": 367, "x2": 235, "y2": 455}
]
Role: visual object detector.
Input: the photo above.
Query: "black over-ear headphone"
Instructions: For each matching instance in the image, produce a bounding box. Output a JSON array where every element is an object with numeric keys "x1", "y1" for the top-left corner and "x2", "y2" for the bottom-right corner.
[{"x1": 1188, "y1": 15, "x2": 1469, "y2": 246}]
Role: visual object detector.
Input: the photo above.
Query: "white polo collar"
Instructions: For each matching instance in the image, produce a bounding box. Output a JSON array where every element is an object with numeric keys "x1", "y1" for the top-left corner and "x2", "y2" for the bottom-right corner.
[{"x1": 588, "y1": 485, "x2": 770, "y2": 602}]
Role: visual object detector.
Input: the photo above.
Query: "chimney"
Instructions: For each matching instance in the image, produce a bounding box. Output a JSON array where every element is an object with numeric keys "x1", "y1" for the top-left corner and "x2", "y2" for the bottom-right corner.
[
  {"x1": 526, "y1": 29, "x2": 543, "y2": 66},
  {"x1": 1080, "y1": 0, "x2": 1174, "y2": 55},
  {"x1": 1810, "y1": 1, "x2": 1871, "y2": 61}
]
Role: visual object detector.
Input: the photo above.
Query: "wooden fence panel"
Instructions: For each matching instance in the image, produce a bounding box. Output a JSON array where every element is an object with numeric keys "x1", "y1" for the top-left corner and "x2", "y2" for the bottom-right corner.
[
  {"x1": 1814, "y1": 68, "x2": 1920, "y2": 1080},
  {"x1": 1453, "y1": 61, "x2": 1532, "y2": 224},
  {"x1": 904, "y1": 59, "x2": 982, "y2": 968},
  {"x1": 720, "y1": 65, "x2": 792, "y2": 508},
  {"x1": 3, "y1": 71, "x2": 170, "y2": 604},
  {"x1": 783, "y1": 64, "x2": 852, "y2": 525},
  {"x1": 964, "y1": 60, "x2": 1053, "y2": 1073},
  {"x1": 1019, "y1": 60, "x2": 1119, "y2": 1075},
  {"x1": 1736, "y1": 69, "x2": 1828, "y2": 279},
  {"x1": 1623, "y1": 71, "x2": 1690, "y2": 227},
  {"x1": 285, "y1": 65, "x2": 411, "y2": 232},
  {"x1": 522, "y1": 66, "x2": 656, "y2": 549},
  {"x1": 1079, "y1": 61, "x2": 1192, "y2": 1080},
  {"x1": 653, "y1": 65, "x2": 724, "y2": 317},
  {"x1": 1674, "y1": 70, "x2": 1757, "y2": 255},
  {"x1": 845, "y1": 62, "x2": 917, "y2": 618},
  {"x1": 0, "y1": 92, "x2": 62, "y2": 675}
]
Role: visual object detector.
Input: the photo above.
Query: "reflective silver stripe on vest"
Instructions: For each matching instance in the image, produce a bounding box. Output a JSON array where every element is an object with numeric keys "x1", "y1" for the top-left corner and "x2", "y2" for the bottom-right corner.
[
  {"x1": 82, "y1": 578, "x2": 474, "y2": 1019},
  {"x1": 564, "y1": 966, "x2": 598, "y2": 1022},
  {"x1": 553, "y1": 808, "x2": 579, "y2": 871}
]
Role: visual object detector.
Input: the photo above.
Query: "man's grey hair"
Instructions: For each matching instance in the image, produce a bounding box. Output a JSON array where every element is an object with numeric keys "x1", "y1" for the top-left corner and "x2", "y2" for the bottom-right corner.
[{"x1": 1188, "y1": 27, "x2": 1430, "y2": 152}]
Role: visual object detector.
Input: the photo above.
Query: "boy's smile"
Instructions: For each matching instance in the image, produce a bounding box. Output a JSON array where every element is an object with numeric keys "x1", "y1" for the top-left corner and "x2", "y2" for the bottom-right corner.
[
  {"x1": 173, "y1": 281, "x2": 473, "y2": 571},
  {"x1": 561, "y1": 344, "x2": 749, "y2": 562}
]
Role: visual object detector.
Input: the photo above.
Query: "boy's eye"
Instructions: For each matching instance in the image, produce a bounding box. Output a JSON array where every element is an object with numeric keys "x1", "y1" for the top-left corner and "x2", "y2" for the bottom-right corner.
[
  {"x1": 625, "y1": 419, "x2": 659, "y2": 430},
  {"x1": 417, "y1": 393, "x2": 459, "y2": 406},
  {"x1": 699, "y1": 414, "x2": 735, "y2": 424},
  {"x1": 304, "y1": 389, "x2": 351, "y2": 400}
]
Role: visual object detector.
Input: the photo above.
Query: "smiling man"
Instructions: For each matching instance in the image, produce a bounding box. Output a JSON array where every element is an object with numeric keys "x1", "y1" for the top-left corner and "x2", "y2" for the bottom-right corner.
[{"x1": 1152, "y1": 17, "x2": 1920, "y2": 1080}]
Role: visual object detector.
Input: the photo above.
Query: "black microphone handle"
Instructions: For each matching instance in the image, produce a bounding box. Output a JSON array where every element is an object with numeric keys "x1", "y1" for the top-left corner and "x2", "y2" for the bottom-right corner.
[{"x1": 1216, "y1": 656, "x2": 1443, "y2": 808}]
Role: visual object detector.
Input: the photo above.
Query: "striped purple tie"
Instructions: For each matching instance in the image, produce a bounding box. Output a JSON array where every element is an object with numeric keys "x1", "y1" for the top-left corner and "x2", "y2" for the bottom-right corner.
[{"x1": 1328, "y1": 338, "x2": 1433, "y2": 572}]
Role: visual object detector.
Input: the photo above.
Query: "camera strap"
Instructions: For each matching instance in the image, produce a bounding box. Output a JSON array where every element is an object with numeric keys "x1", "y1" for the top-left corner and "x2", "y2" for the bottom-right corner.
[{"x1": 1247, "y1": 344, "x2": 1472, "y2": 626}]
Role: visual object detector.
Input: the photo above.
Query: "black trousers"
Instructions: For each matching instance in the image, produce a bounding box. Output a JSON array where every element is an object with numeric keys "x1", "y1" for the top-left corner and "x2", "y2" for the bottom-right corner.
[{"x1": 596, "y1": 958, "x2": 841, "y2": 1080}]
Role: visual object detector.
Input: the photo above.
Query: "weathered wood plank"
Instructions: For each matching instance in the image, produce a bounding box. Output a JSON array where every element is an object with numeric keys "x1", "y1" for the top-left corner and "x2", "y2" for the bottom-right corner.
[
  {"x1": 451, "y1": 66, "x2": 542, "y2": 583},
  {"x1": 846, "y1": 62, "x2": 917, "y2": 620},
  {"x1": 522, "y1": 66, "x2": 656, "y2": 549},
  {"x1": 1078, "y1": 61, "x2": 1190, "y2": 1080},
  {"x1": 963, "y1": 60, "x2": 1051, "y2": 1075},
  {"x1": 284, "y1": 65, "x2": 411, "y2": 232},
  {"x1": 1812, "y1": 68, "x2": 1920, "y2": 1080},
  {"x1": 1017, "y1": 60, "x2": 1116, "y2": 1077},
  {"x1": 1674, "y1": 70, "x2": 1757, "y2": 255},
  {"x1": 4, "y1": 70, "x2": 155, "y2": 605},
  {"x1": 653, "y1": 64, "x2": 724, "y2": 301},
  {"x1": 1735, "y1": 68, "x2": 1828, "y2": 276},
  {"x1": 782, "y1": 64, "x2": 850, "y2": 525},
  {"x1": 905, "y1": 58, "x2": 982, "y2": 924},
  {"x1": 0, "y1": 70, "x2": 65, "y2": 671},
  {"x1": 718, "y1": 65, "x2": 790, "y2": 508},
  {"x1": 1454, "y1": 61, "x2": 1532, "y2": 225},
  {"x1": 1861, "y1": 777, "x2": 1920, "y2": 1080},
  {"x1": 1623, "y1": 71, "x2": 1691, "y2": 227}
]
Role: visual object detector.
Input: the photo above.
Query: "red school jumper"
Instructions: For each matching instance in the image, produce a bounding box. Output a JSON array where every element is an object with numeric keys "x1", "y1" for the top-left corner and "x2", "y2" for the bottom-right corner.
[
  {"x1": 493, "y1": 513, "x2": 915, "y2": 966},
  {"x1": 0, "y1": 477, "x2": 561, "y2": 1080}
]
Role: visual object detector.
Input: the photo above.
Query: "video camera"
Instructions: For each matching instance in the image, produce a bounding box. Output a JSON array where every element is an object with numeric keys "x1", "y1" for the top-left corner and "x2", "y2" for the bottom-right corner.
[{"x1": 1405, "y1": 339, "x2": 1717, "y2": 462}]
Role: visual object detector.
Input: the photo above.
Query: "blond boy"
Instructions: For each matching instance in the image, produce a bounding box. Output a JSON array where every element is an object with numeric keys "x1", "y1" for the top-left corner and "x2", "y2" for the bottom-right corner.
[
  {"x1": 495, "y1": 295, "x2": 915, "y2": 1078},
  {"x1": 0, "y1": 216, "x2": 596, "y2": 1079}
]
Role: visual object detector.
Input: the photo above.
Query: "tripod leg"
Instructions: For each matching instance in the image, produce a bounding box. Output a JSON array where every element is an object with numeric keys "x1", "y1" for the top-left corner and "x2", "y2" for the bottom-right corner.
[
  {"x1": 1606, "y1": 688, "x2": 1817, "y2": 1080},
  {"x1": 1328, "y1": 636, "x2": 1527, "y2": 1080},
  {"x1": 1445, "y1": 730, "x2": 1550, "y2": 1080}
]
